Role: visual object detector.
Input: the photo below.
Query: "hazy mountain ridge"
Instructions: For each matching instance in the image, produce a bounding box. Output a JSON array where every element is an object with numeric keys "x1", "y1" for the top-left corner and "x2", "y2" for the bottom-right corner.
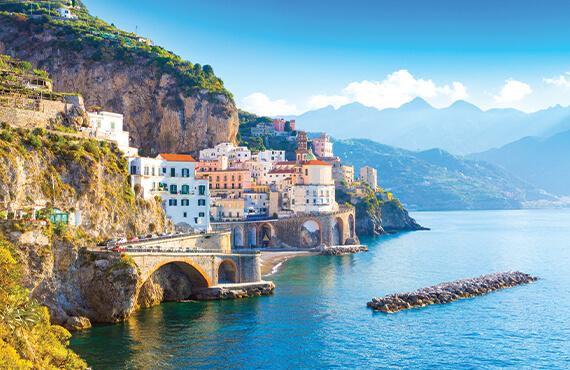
[
  {"x1": 333, "y1": 138, "x2": 555, "y2": 211},
  {"x1": 470, "y1": 129, "x2": 570, "y2": 196},
  {"x1": 291, "y1": 99, "x2": 570, "y2": 155}
]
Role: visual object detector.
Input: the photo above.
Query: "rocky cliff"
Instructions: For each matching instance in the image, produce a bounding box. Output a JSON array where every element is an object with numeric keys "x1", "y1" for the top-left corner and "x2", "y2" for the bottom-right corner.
[
  {"x1": 0, "y1": 3, "x2": 238, "y2": 155},
  {"x1": 336, "y1": 186, "x2": 425, "y2": 236},
  {"x1": 0, "y1": 125, "x2": 172, "y2": 329}
]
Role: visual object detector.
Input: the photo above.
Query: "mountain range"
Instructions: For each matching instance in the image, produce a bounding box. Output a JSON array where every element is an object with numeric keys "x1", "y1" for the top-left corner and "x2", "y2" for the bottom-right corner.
[
  {"x1": 289, "y1": 99, "x2": 570, "y2": 155},
  {"x1": 333, "y1": 138, "x2": 556, "y2": 211},
  {"x1": 470, "y1": 129, "x2": 570, "y2": 196}
]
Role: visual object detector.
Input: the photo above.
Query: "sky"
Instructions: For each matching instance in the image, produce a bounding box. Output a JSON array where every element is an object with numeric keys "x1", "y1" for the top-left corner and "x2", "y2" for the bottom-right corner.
[{"x1": 83, "y1": 0, "x2": 570, "y2": 115}]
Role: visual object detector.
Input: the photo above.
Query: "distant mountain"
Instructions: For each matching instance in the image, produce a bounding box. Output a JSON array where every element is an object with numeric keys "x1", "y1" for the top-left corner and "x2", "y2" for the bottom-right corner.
[
  {"x1": 289, "y1": 99, "x2": 570, "y2": 155},
  {"x1": 333, "y1": 139, "x2": 555, "y2": 211},
  {"x1": 470, "y1": 129, "x2": 570, "y2": 196}
]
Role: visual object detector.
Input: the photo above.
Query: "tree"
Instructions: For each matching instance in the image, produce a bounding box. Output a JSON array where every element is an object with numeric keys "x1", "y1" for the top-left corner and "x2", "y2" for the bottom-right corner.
[
  {"x1": 203, "y1": 64, "x2": 214, "y2": 76},
  {"x1": 284, "y1": 121, "x2": 292, "y2": 132}
]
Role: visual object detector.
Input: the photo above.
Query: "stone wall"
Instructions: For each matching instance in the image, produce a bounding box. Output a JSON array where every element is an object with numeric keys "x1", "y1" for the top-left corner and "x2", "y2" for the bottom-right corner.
[
  {"x1": 212, "y1": 206, "x2": 358, "y2": 249},
  {"x1": 0, "y1": 96, "x2": 83, "y2": 128}
]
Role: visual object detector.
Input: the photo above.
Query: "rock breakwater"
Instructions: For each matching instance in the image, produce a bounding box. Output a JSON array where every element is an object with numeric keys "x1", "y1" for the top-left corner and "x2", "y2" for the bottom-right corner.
[
  {"x1": 320, "y1": 245, "x2": 368, "y2": 256},
  {"x1": 367, "y1": 271, "x2": 537, "y2": 313}
]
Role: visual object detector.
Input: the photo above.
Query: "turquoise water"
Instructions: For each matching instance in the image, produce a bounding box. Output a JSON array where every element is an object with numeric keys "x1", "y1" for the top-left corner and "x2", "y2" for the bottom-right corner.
[{"x1": 71, "y1": 210, "x2": 570, "y2": 369}]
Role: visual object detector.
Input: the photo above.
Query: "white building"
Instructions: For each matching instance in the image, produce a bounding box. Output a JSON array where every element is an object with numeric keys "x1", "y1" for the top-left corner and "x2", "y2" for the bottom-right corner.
[
  {"x1": 128, "y1": 153, "x2": 210, "y2": 231},
  {"x1": 199, "y1": 142, "x2": 251, "y2": 163},
  {"x1": 290, "y1": 160, "x2": 337, "y2": 213},
  {"x1": 312, "y1": 133, "x2": 334, "y2": 158},
  {"x1": 359, "y1": 166, "x2": 378, "y2": 189},
  {"x1": 240, "y1": 160, "x2": 273, "y2": 185},
  {"x1": 255, "y1": 149, "x2": 286, "y2": 163},
  {"x1": 87, "y1": 111, "x2": 137, "y2": 156},
  {"x1": 57, "y1": 7, "x2": 78, "y2": 19},
  {"x1": 244, "y1": 192, "x2": 269, "y2": 217}
]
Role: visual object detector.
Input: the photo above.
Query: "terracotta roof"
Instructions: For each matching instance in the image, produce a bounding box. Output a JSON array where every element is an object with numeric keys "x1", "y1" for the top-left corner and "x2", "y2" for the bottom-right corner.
[
  {"x1": 269, "y1": 169, "x2": 295, "y2": 174},
  {"x1": 303, "y1": 159, "x2": 332, "y2": 166},
  {"x1": 275, "y1": 161, "x2": 296, "y2": 165},
  {"x1": 158, "y1": 153, "x2": 196, "y2": 162}
]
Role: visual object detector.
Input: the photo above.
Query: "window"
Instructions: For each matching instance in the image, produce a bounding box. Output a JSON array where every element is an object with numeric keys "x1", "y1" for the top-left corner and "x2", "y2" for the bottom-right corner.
[
  {"x1": 181, "y1": 185, "x2": 190, "y2": 194},
  {"x1": 198, "y1": 185, "x2": 206, "y2": 195},
  {"x1": 162, "y1": 167, "x2": 166, "y2": 174},
  {"x1": 182, "y1": 168, "x2": 190, "y2": 177},
  {"x1": 169, "y1": 184, "x2": 177, "y2": 194},
  {"x1": 130, "y1": 165, "x2": 137, "y2": 174},
  {"x1": 183, "y1": 212, "x2": 187, "y2": 218},
  {"x1": 199, "y1": 212, "x2": 205, "y2": 217},
  {"x1": 194, "y1": 217, "x2": 198, "y2": 224},
  {"x1": 181, "y1": 199, "x2": 189, "y2": 206},
  {"x1": 305, "y1": 169, "x2": 308, "y2": 176},
  {"x1": 168, "y1": 199, "x2": 177, "y2": 206},
  {"x1": 151, "y1": 167, "x2": 155, "y2": 176},
  {"x1": 198, "y1": 199, "x2": 206, "y2": 206}
]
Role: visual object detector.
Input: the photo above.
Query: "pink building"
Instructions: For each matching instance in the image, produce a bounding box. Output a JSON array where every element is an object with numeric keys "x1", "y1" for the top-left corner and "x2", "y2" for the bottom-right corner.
[
  {"x1": 195, "y1": 156, "x2": 228, "y2": 173},
  {"x1": 273, "y1": 118, "x2": 286, "y2": 132},
  {"x1": 273, "y1": 119, "x2": 295, "y2": 132}
]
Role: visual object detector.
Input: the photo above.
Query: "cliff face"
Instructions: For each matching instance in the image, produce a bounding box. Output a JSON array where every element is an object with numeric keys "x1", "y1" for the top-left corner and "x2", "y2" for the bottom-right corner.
[
  {"x1": 0, "y1": 14, "x2": 238, "y2": 155},
  {"x1": 0, "y1": 126, "x2": 172, "y2": 329},
  {"x1": 336, "y1": 186, "x2": 425, "y2": 236}
]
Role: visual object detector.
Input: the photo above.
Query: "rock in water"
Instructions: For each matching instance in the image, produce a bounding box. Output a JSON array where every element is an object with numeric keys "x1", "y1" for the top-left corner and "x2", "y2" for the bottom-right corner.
[{"x1": 367, "y1": 271, "x2": 537, "y2": 313}]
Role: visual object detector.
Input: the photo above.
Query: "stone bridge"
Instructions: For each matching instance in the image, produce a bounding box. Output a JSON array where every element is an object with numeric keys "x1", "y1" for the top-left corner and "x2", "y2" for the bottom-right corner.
[
  {"x1": 129, "y1": 251, "x2": 262, "y2": 287},
  {"x1": 119, "y1": 231, "x2": 269, "y2": 300},
  {"x1": 212, "y1": 206, "x2": 358, "y2": 249}
]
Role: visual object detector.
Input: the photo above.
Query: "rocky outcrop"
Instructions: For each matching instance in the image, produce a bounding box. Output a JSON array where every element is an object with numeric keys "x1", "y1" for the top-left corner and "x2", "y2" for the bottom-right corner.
[
  {"x1": 137, "y1": 263, "x2": 195, "y2": 308},
  {"x1": 380, "y1": 200, "x2": 427, "y2": 233},
  {"x1": 192, "y1": 282, "x2": 276, "y2": 300},
  {"x1": 319, "y1": 245, "x2": 368, "y2": 256},
  {"x1": 336, "y1": 186, "x2": 425, "y2": 236},
  {"x1": 367, "y1": 271, "x2": 537, "y2": 313},
  {"x1": 0, "y1": 14, "x2": 238, "y2": 155}
]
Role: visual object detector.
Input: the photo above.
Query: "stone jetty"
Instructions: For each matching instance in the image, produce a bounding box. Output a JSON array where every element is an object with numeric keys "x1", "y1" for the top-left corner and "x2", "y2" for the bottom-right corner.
[
  {"x1": 367, "y1": 271, "x2": 537, "y2": 313},
  {"x1": 320, "y1": 245, "x2": 368, "y2": 256}
]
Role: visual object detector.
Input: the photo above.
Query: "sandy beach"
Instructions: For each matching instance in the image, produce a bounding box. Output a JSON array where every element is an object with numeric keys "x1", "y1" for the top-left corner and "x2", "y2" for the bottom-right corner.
[{"x1": 260, "y1": 251, "x2": 317, "y2": 276}]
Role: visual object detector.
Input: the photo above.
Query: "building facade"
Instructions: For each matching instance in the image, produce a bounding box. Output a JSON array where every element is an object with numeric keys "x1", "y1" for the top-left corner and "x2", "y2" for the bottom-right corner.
[
  {"x1": 128, "y1": 153, "x2": 210, "y2": 231},
  {"x1": 199, "y1": 142, "x2": 251, "y2": 163},
  {"x1": 312, "y1": 133, "x2": 334, "y2": 158},
  {"x1": 87, "y1": 111, "x2": 137, "y2": 156},
  {"x1": 359, "y1": 166, "x2": 378, "y2": 189}
]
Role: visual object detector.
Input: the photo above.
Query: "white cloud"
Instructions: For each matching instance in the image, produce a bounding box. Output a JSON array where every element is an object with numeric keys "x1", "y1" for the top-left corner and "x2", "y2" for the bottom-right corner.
[
  {"x1": 494, "y1": 79, "x2": 532, "y2": 103},
  {"x1": 240, "y1": 92, "x2": 299, "y2": 116},
  {"x1": 543, "y1": 72, "x2": 570, "y2": 88},
  {"x1": 307, "y1": 70, "x2": 468, "y2": 111}
]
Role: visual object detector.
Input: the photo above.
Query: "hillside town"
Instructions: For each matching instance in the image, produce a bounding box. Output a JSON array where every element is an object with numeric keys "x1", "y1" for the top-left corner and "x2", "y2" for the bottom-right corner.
[{"x1": 125, "y1": 115, "x2": 379, "y2": 233}]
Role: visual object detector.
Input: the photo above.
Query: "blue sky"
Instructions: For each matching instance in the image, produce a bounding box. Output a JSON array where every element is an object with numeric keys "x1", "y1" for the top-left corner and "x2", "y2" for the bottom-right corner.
[{"x1": 83, "y1": 0, "x2": 570, "y2": 115}]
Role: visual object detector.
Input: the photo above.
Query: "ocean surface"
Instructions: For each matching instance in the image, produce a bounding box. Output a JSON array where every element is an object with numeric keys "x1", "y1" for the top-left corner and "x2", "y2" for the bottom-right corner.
[{"x1": 71, "y1": 209, "x2": 570, "y2": 369}]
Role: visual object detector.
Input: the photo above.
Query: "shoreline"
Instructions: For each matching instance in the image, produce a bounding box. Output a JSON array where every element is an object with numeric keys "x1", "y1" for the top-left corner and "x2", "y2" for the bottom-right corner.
[{"x1": 260, "y1": 251, "x2": 317, "y2": 276}]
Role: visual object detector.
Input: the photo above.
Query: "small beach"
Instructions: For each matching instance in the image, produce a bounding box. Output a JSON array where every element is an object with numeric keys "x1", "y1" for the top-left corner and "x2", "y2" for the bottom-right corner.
[{"x1": 260, "y1": 251, "x2": 317, "y2": 276}]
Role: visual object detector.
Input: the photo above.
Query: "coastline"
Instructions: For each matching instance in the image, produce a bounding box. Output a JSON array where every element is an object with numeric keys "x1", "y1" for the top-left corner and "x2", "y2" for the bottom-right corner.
[{"x1": 260, "y1": 251, "x2": 317, "y2": 276}]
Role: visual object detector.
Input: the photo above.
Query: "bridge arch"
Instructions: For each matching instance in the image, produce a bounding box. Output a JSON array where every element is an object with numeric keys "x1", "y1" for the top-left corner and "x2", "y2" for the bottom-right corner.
[
  {"x1": 218, "y1": 259, "x2": 238, "y2": 284},
  {"x1": 247, "y1": 225, "x2": 257, "y2": 247},
  {"x1": 143, "y1": 258, "x2": 213, "y2": 287},
  {"x1": 258, "y1": 222, "x2": 275, "y2": 247},
  {"x1": 348, "y1": 214, "x2": 355, "y2": 239},
  {"x1": 332, "y1": 217, "x2": 344, "y2": 245},
  {"x1": 232, "y1": 225, "x2": 245, "y2": 248},
  {"x1": 300, "y1": 219, "x2": 322, "y2": 248}
]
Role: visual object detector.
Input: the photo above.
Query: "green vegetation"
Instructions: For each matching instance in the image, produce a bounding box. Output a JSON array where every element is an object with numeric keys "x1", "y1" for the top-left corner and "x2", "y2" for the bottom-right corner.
[
  {"x1": 0, "y1": 124, "x2": 135, "y2": 221},
  {"x1": 0, "y1": 238, "x2": 87, "y2": 369},
  {"x1": 0, "y1": 1, "x2": 231, "y2": 98}
]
